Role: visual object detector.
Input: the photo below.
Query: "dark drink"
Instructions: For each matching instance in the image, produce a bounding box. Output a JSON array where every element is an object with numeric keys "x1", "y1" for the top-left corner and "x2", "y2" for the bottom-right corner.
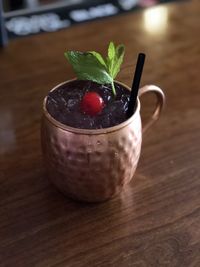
[
  {"x1": 46, "y1": 80, "x2": 130, "y2": 129},
  {"x1": 41, "y1": 43, "x2": 165, "y2": 202}
]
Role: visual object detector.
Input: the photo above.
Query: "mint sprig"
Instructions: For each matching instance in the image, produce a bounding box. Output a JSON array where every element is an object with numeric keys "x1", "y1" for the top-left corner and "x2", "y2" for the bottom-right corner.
[{"x1": 64, "y1": 42, "x2": 125, "y2": 96}]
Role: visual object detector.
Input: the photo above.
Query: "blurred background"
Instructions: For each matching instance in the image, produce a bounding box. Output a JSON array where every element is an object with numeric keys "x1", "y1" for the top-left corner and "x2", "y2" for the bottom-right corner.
[
  {"x1": 0, "y1": 0, "x2": 176, "y2": 45},
  {"x1": 2, "y1": 0, "x2": 90, "y2": 11},
  {"x1": 2, "y1": 0, "x2": 166, "y2": 12}
]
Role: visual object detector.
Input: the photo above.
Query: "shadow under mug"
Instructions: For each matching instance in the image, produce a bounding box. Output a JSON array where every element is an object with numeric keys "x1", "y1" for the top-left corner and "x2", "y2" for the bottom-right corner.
[{"x1": 41, "y1": 80, "x2": 165, "y2": 202}]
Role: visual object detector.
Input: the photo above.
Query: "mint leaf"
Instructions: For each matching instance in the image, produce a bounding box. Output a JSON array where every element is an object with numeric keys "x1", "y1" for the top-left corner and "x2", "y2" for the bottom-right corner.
[
  {"x1": 112, "y1": 44, "x2": 125, "y2": 79},
  {"x1": 90, "y1": 51, "x2": 107, "y2": 67},
  {"x1": 65, "y1": 51, "x2": 113, "y2": 85},
  {"x1": 106, "y1": 43, "x2": 125, "y2": 79},
  {"x1": 108, "y1": 42, "x2": 115, "y2": 60},
  {"x1": 106, "y1": 42, "x2": 115, "y2": 77},
  {"x1": 64, "y1": 42, "x2": 125, "y2": 96}
]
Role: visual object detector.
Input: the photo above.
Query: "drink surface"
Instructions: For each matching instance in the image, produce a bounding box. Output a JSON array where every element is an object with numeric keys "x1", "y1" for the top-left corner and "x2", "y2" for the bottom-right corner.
[{"x1": 46, "y1": 80, "x2": 130, "y2": 129}]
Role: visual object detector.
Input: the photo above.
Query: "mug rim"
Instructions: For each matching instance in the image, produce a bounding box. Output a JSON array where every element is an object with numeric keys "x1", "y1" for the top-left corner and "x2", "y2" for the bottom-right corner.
[{"x1": 43, "y1": 79, "x2": 141, "y2": 135}]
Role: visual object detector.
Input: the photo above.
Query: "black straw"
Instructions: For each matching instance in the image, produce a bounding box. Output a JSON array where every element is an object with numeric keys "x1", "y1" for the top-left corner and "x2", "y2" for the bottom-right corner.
[{"x1": 127, "y1": 53, "x2": 146, "y2": 118}]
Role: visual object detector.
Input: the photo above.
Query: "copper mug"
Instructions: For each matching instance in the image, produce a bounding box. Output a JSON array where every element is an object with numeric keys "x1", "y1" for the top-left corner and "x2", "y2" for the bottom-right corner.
[{"x1": 41, "y1": 80, "x2": 165, "y2": 202}]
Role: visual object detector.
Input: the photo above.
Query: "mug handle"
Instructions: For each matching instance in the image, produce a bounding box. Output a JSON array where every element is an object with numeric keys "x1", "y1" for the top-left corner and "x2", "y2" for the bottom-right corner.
[{"x1": 138, "y1": 85, "x2": 165, "y2": 133}]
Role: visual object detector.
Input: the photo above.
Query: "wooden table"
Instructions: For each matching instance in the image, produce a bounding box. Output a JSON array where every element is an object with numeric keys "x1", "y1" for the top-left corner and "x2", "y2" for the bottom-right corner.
[{"x1": 0, "y1": 0, "x2": 200, "y2": 266}]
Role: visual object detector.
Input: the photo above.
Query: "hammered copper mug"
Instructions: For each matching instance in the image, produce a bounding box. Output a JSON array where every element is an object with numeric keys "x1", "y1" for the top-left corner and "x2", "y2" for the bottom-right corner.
[{"x1": 41, "y1": 80, "x2": 165, "y2": 202}]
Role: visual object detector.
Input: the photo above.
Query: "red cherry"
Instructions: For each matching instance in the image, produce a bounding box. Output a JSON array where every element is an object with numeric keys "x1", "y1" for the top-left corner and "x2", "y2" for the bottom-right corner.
[{"x1": 81, "y1": 92, "x2": 104, "y2": 116}]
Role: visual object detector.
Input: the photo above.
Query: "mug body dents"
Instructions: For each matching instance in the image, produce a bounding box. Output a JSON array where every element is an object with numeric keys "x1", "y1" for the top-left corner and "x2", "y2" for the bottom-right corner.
[{"x1": 41, "y1": 80, "x2": 165, "y2": 202}]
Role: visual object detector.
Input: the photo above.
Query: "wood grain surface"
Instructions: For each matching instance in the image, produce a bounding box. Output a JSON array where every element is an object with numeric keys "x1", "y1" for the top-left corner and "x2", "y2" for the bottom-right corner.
[{"x1": 0, "y1": 0, "x2": 200, "y2": 266}]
